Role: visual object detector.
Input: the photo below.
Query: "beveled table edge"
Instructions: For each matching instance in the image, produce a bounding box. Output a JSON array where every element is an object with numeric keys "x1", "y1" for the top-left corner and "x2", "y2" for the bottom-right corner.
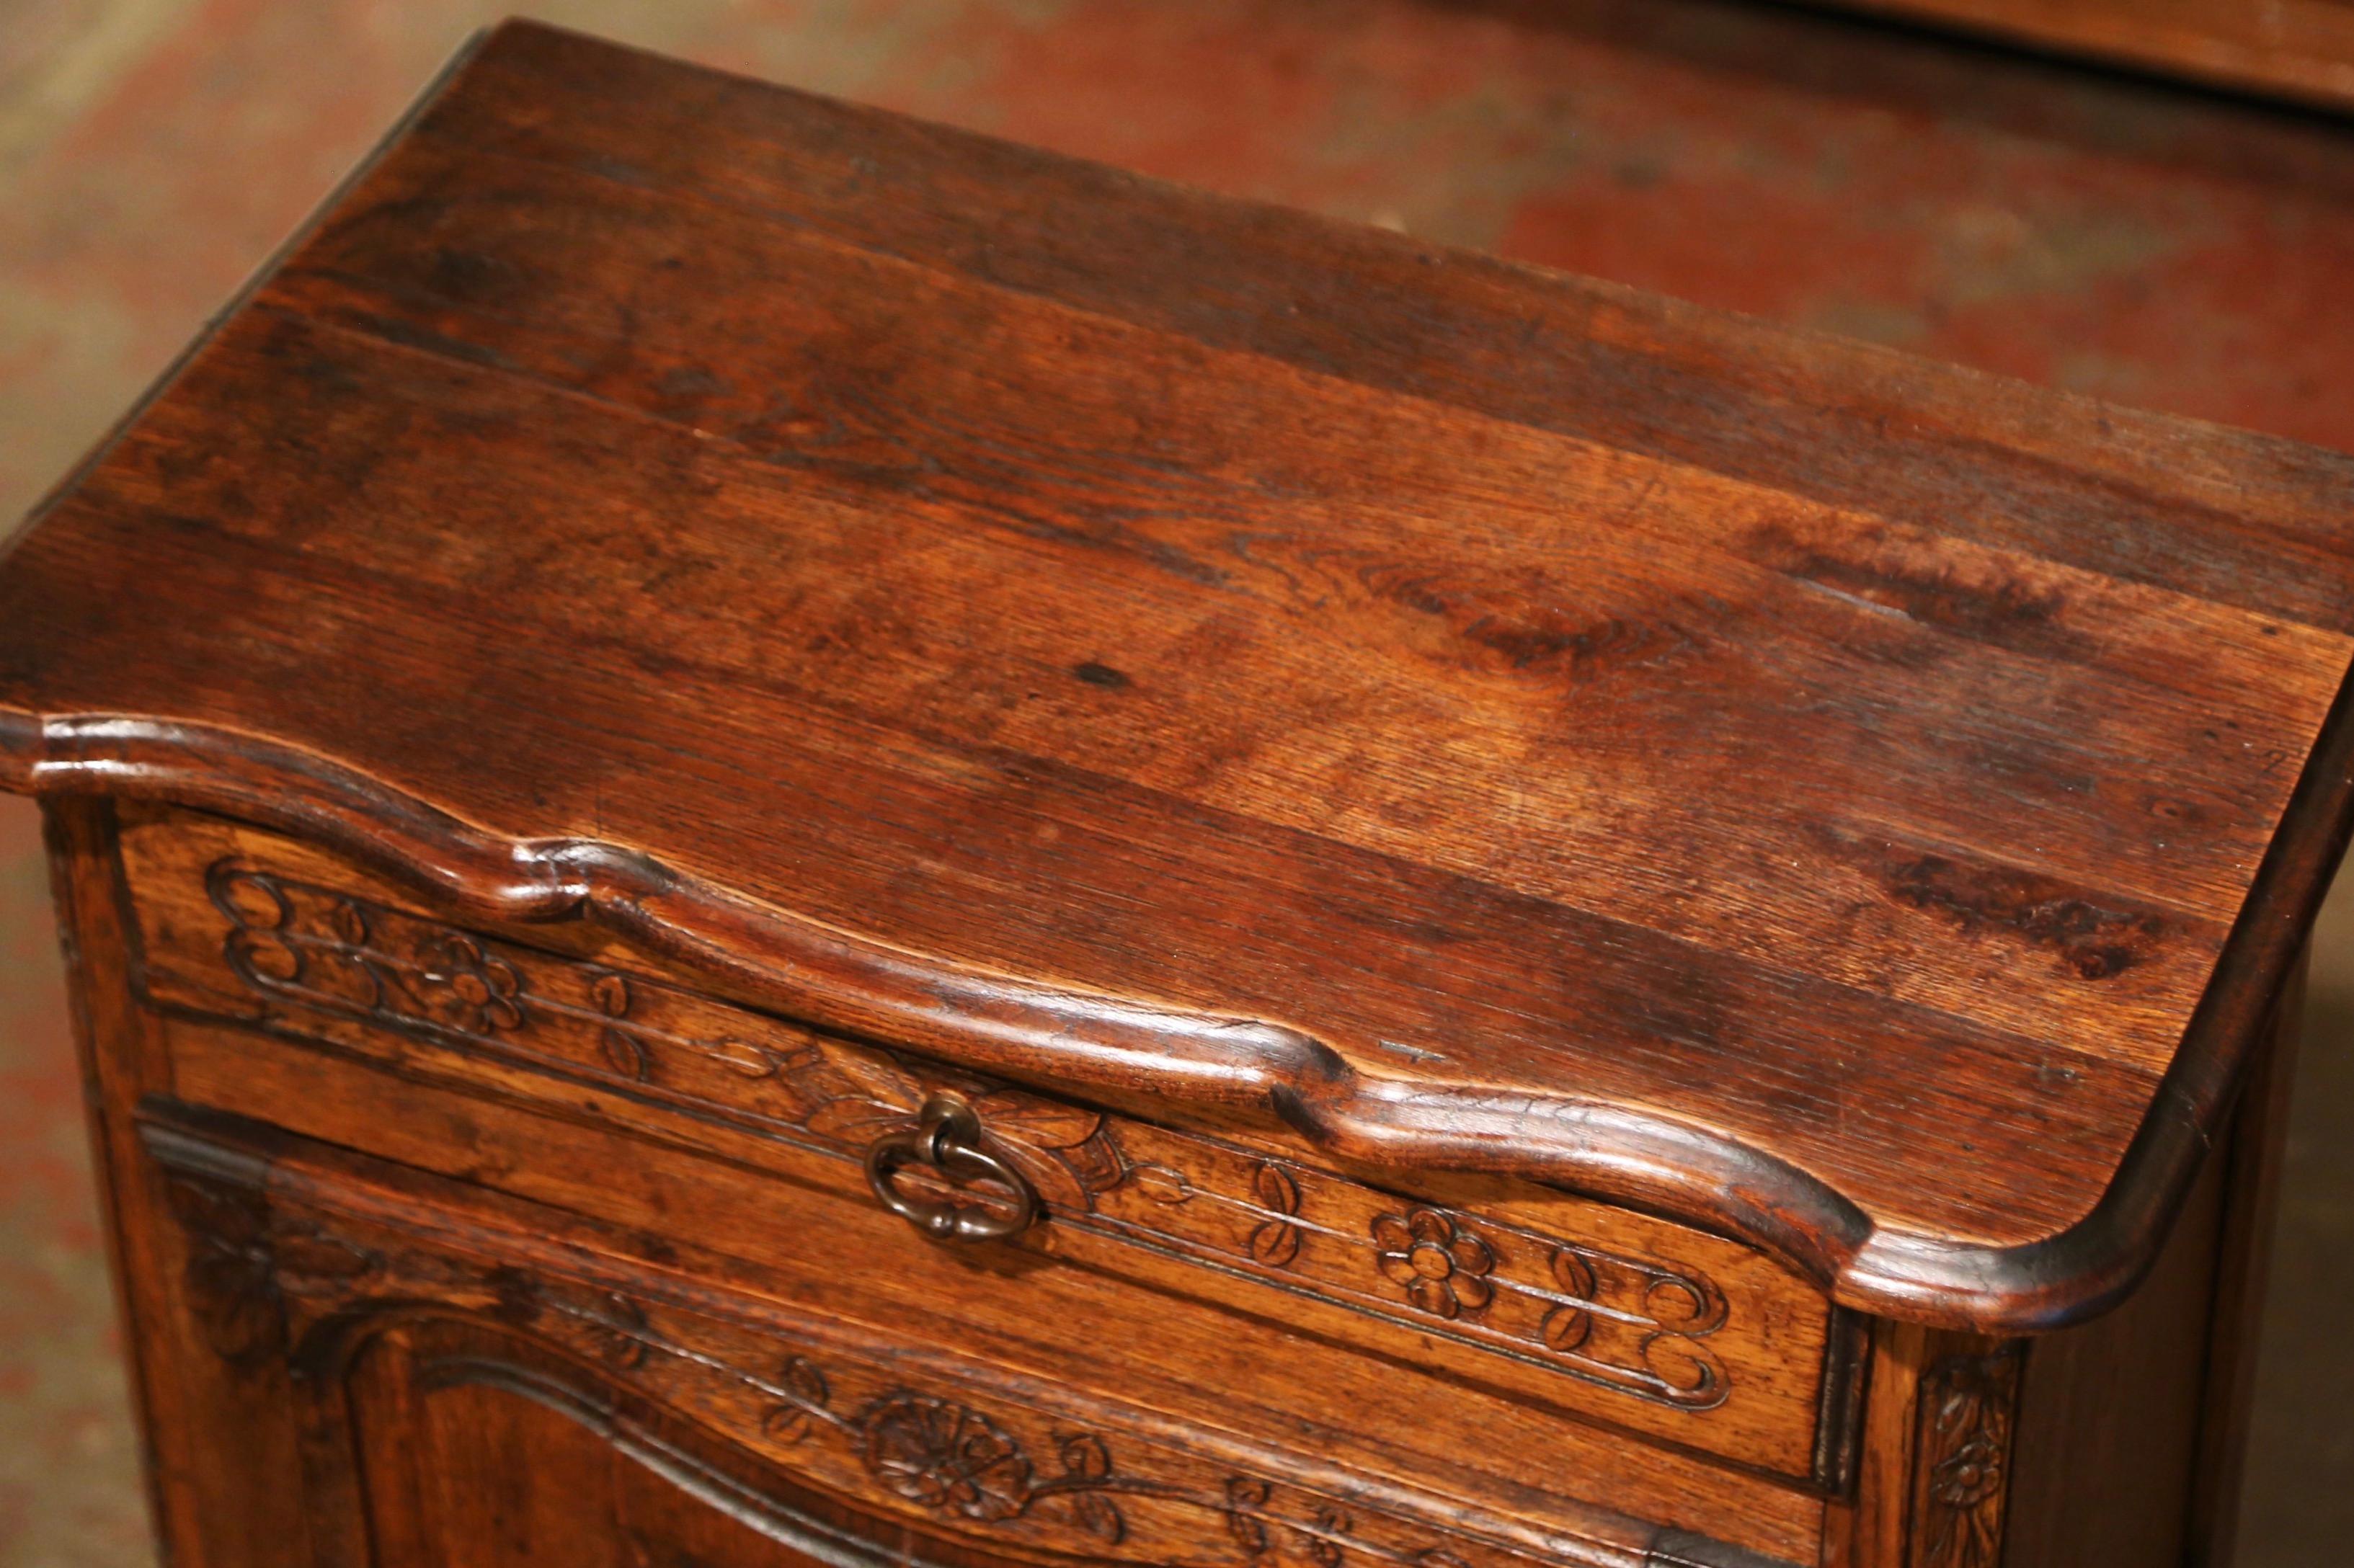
[{"x1": 8, "y1": 693, "x2": 2348, "y2": 1335}]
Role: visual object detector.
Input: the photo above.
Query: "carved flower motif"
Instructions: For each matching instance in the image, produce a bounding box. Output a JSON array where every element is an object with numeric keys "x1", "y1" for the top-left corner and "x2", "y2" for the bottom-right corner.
[
  {"x1": 1931, "y1": 1430, "x2": 2004, "y2": 1510},
  {"x1": 417, "y1": 935, "x2": 525, "y2": 1033},
  {"x1": 862, "y1": 1395, "x2": 1034, "y2": 1520},
  {"x1": 1371, "y1": 1208, "x2": 1494, "y2": 1319},
  {"x1": 164, "y1": 1175, "x2": 379, "y2": 1363}
]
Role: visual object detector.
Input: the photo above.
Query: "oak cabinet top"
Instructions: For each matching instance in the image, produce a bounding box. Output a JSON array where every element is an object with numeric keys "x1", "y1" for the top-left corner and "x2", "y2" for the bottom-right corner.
[{"x1": 5, "y1": 20, "x2": 2351, "y2": 1331}]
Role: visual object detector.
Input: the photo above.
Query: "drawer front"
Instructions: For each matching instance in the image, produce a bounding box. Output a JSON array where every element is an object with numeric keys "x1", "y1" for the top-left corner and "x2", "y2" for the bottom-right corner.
[
  {"x1": 120, "y1": 808, "x2": 1852, "y2": 1503},
  {"x1": 141, "y1": 1108, "x2": 1643, "y2": 1568}
]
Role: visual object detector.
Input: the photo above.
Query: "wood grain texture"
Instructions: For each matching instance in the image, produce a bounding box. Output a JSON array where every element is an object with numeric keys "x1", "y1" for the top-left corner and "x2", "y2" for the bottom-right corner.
[
  {"x1": 1817, "y1": 0, "x2": 2354, "y2": 116},
  {"x1": 4, "y1": 20, "x2": 2354, "y2": 1332}
]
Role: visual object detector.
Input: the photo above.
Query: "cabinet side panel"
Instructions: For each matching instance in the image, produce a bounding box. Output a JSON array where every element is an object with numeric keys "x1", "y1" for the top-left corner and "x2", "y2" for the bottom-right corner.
[
  {"x1": 2186, "y1": 956, "x2": 2306, "y2": 1564},
  {"x1": 43, "y1": 797, "x2": 314, "y2": 1568},
  {"x1": 2001, "y1": 1117, "x2": 2229, "y2": 1567}
]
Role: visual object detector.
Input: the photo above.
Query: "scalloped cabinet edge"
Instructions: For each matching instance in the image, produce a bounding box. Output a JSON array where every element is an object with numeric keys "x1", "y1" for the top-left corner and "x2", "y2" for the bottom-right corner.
[{"x1": 4, "y1": 705, "x2": 2344, "y2": 1335}]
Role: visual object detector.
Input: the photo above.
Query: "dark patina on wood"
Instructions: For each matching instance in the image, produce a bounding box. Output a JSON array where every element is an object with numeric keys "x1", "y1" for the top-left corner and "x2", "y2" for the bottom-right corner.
[{"x1": 4, "y1": 21, "x2": 2353, "y2": 1338}]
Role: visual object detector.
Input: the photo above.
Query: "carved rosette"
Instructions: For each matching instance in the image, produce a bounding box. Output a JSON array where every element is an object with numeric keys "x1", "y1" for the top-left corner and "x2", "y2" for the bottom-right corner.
[
  {"x1": 863, "y1": 1396, "x2": 1035, "y2": 1520},
  {"x1": 197, "y1": 857, "x2": 1733, "y2": 1412},
  {"x1": 1372, "y1": 1208, "x2": 1496, "y2": 1319},
  {"x1": 163, "y1": 1173, "x2": 381, "y2": 1363},
  {"x1": 1909, "y1": 1350, "x2": 2021, "y2": 1568}
]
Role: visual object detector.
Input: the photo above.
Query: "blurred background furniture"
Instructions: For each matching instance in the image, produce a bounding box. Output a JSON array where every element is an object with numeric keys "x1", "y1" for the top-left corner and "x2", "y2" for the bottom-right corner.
[{"x1": 1827, "y1": 0, "x2": 2354, "y2": 115}]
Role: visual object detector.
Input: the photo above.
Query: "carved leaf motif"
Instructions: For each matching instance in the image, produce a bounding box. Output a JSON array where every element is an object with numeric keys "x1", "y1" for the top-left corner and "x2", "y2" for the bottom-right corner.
[
  {"x1": 588, "y1": 971, "x2": 651, "y2": 1082},
  {"x1": 599, "y1": 1028, "x2": 649, "y2": 1082},
  {"x1": 1542, "y1": 1247, "x2": 1597, "y2": 1351},
  {"x1": 1052, "y1": 1126, "x2": 1129, "y2": 1196},
  {"x1": 987, "y1": 1149, "x2": 1076, "y2": 1216},
  {"x1": 763, "y1": 1355, "x2": 832, "y2": 1443},
  {"x1": 1305, "y1": 1502, "x2": 1353, "y2": 1567},
  {"x1": 713, "y1": 1038, "x2": 784, "y2": 1079},
  {"x1": 1253, "y1": 1162, "x2": 1301, "y2": 1213},
  {"x1": 1539, "y1": 1304, "x2": 1592, "y2": 1352},
  {"x1": 1070, "y1": 1492, "x2": 1127, "y2": 1545},
  {"x1": 1246, "y1": 1161, "x2": 1305, "y2": 1268},
  {"x1": 1551, "y1": 1247, "x2": 1597, "y2": 1299},
  {"x1": 324, "y1": 898, "x2": 369, "y2": 946},
  {"x1": 984, "y1": 1134, "x2": 1083, "y2": 1205},
  {"x1": 1247, "y1": 1219, "x2": 1302, "y2": 1266},
  {"x1": 972, "y1": 1094, "x2": 1106, "y2": 1214},
  {"x1": 796, "y1": 1046, "x2": 928, "y2": 1142},
  {"x1": 1058, "y1": 1432, "x2": 1111, "y2": 1480},
  {"x1": 1225, "y1": 1478, "x2": 1274, "y2": 1556},
  {"x1": 1126, "y1": 1163, "x2": 1193, "y2": 1204},
  {"x1": 803, "y1": 1097, "x2": 920, "y2": 1142}
]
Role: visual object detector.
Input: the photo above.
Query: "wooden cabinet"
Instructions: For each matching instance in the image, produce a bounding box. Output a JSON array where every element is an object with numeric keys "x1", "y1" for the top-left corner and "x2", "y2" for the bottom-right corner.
[{"x1": 5, "y1": 21, "x2": 2350, "y2": 1567}]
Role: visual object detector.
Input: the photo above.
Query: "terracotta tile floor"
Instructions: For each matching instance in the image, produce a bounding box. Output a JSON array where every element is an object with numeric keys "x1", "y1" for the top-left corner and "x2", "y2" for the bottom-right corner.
[{"x1": 4, "y1": 1, "x2": 2353, "y2": 1562}]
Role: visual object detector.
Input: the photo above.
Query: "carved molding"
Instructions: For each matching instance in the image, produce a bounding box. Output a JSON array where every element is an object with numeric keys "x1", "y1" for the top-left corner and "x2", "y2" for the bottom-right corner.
[
  {"x1": 197, "y1": 858, "x2": 1732, "y2": 1409},
  {"x1": 145, "y1": 1131, "x2": 1582, "y2": 1568},
  {"x1": 25, "y1": 708, "x2": 2296, "y2": 1332},
  {"x1": 21, "y1": 712, "x2": 1945, "y2": 1315},
  {"x1": 1909, "y1": 1350, "x2": 2021, "y2": 1568}
]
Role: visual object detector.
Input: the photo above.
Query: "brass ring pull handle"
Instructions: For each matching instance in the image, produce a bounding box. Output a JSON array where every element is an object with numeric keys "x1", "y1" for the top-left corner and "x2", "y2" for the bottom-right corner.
[{"x1": 864, "y1": 1094, "x2": 1039, "y2": 1242}]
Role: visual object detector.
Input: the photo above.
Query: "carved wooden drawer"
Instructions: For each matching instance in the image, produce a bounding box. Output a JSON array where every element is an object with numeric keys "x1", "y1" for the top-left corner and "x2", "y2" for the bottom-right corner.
[
  {"x1": 9, "y1": 19, "x2": 2354, "y2": 1568},
  {"x1": 149, "y1": 1102, "x2": 1752, "y2": 1568},
  {"x1": 121, "y1": 803, "x2": 1847, "y2": 1565},
  {"x1": 141, "y1": 1101, "x2": 1666, "y2": 1568}
]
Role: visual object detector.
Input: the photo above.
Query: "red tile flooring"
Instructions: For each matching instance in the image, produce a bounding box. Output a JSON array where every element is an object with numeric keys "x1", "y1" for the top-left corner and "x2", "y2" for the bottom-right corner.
[{"x1": 4, "y1": 1, "x2": 2353, "y2": 1561}]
